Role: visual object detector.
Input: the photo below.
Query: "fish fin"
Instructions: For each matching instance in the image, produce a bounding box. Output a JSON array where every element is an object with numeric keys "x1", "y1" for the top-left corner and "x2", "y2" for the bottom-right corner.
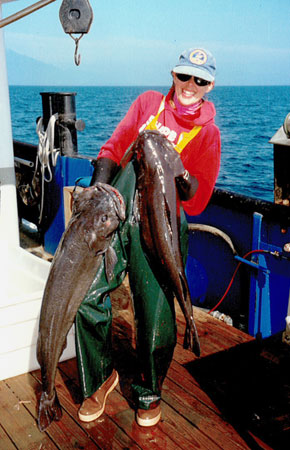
[
  {"x1": 36, "y1": 335, "x2": 42, "y2": 366},
  {"x1": 105, "y1": 246, "x2": 118, "y2": 282},
  {"x1": 38, "y1": 390, "x2": 62, "y2": 432},
  {"x1": 120, "y1": 142, "x2": 135, "y2": 167}
]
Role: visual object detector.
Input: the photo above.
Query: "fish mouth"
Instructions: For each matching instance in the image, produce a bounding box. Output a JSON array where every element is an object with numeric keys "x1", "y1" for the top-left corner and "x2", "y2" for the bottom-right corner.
[
  {"x1": 96, "y1": 248, "x2": 106, "y2": 256},
  {"x1": 94, "y1": 231, "x2": 115, "y2": 255},
  {"x1": 104, "y1": 230, "x2": 116, "y2": 240}
]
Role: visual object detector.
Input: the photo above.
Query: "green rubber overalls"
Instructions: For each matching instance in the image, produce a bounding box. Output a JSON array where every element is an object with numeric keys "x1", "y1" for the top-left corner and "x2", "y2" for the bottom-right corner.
[{"x1": 75, "y1": 99, "x2": 202, "y2": 410}]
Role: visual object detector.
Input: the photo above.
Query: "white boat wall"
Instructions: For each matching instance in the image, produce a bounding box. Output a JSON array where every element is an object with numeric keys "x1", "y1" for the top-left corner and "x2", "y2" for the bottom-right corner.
[
  {"x1": 0, "y1": 1, "x2": 76, "y2": 381},
  {"x1": 0, "y1": 243, "x2": 77, "y2": 381}
]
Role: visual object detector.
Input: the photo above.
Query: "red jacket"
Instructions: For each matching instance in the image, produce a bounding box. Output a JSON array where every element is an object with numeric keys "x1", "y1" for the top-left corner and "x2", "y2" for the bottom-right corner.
[{"x1": 98, "y1": 88, "x2": 221, "y2": 216}]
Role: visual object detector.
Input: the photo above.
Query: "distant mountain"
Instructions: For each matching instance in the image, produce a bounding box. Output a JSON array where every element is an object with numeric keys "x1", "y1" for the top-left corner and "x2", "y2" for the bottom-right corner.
[
  {"x1": 5, "y1": 49, "x2": 106, "y2": 86},
  {"x1": 6, "y1": 50, "x2": 66, "y2": 86}
]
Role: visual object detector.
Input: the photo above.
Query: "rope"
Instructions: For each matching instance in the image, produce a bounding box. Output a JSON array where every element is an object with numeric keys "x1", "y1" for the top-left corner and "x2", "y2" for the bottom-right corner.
[{"x1": 34, "y1": 114, "x2": 60, "y2": 223}]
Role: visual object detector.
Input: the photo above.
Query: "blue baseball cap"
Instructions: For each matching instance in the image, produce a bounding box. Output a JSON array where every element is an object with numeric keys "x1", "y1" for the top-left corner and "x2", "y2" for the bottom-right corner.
[{"x1": 172, "y1": 48, "x2": 216, "y2": 82}]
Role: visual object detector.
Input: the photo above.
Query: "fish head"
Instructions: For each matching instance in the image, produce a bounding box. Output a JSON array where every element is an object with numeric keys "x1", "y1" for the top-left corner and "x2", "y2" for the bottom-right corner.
[
  {"x1": 133, "y1": 130, "x2": 185, "y2": 177},
  {"x1": 72, "y1": 183, "x2": 125, "y2": 254}
]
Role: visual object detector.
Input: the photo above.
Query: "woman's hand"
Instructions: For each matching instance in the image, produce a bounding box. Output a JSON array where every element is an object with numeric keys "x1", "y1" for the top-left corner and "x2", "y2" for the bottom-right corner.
[
  {"x1": 90, "y1": 158, "x2": 119, "y2": 185},
  {"x1": 175, "y1": 169, "x2": 198, "y2": 201}
]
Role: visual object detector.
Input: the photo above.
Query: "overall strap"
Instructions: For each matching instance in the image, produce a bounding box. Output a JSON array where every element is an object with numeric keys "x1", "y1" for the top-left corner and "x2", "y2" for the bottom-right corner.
[
  {"x1": 175, "y1": 126, "x2": 202, "y2": 154},
  {"x1": 145, "y1": 97, "x2": 165, "y2": 131},
  {"x1": 145, "y1": 97, "x2": 202, "y2": 153}
]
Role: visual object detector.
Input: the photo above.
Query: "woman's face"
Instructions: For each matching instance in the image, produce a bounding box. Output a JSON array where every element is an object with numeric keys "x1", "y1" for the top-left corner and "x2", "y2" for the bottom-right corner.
[{"x1": 172, "y1": 73, "x2": 214, "y2": 106}]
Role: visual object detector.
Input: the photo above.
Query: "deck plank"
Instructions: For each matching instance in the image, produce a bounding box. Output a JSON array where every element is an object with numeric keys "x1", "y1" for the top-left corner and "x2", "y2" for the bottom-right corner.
[
  {"x1": 4, "y1": 372, "x2": 110, "y2": 450},
  {"x1": 162, "y1": 376, "x2": 249, "y2": 450},
  {"x1": 0, "y1": 421, "x2": 18, "y2": 450},
  {"x1": 111, "y1": 291, "x2": 288, "y2": 450},
  {"x1": 1, "y1": 278, "x2": 288, "y2": 449},
  {"x1": 167, "y1": 360, "x2": 221, "y2": 414},
  {"x1": 0, "y1": 378, "x2": 57, "y2": 449}
]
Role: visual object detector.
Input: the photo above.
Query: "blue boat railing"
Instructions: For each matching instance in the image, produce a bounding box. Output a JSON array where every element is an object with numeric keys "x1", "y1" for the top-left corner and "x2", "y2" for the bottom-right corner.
[{"x1": 186, "y1": 190, "x2": 290, "y2": 339}]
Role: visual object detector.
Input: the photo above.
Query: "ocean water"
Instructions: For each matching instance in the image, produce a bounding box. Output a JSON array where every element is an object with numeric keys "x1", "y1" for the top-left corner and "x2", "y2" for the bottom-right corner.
[{"x1": 8, "y1": 85, "x2": 290, "y2": 202}]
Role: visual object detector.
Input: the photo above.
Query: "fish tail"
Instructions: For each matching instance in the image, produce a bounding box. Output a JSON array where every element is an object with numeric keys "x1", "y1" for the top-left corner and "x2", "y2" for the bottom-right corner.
[
  {"x1": 178, "y1": 276, "x2": 201, "y2": 356},
  {"x1": 38, "y1": 390, "x2": 62, "y2": 432},
  {"x1": 183, "y1": 318, "x2": 201, "y2": 357}
]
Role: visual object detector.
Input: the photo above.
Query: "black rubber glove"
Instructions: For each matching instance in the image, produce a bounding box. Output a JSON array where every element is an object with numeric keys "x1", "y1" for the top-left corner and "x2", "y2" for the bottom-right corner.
[
  {"x1": 90, "y1": 157, "x2": 119, "y2": 186},
  {"x1": 175, "y1": 170, "x2": 199, "y2": 201}
]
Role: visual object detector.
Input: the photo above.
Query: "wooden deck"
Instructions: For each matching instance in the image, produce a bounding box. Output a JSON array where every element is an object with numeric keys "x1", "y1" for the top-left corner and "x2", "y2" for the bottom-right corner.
[{"x1": 1, "y1": 275, "x2": 289, "y2": 450}]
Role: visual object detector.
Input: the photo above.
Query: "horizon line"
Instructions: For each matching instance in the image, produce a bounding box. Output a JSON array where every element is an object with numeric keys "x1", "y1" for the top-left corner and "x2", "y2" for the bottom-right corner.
[{"x1": 8, "y1": 84, "x2": 290, "y2": 88}]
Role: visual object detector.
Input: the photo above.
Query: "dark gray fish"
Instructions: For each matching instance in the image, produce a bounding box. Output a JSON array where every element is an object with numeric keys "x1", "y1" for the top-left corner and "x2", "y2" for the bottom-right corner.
[
  {"x1": 129, "y1": 130, "x2": 200, "y2": 356},
  {"x1": 37, "y1": 183, "x2": 125, "y2": 432}
]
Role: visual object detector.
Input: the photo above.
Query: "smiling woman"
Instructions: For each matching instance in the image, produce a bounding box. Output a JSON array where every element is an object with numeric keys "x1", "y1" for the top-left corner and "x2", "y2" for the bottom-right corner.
[
  {"x1": 171, "y1": 48, "x2": 215, "y2": 106},
  {"x1": 72, "y1": 46, "x2": 221, "y2": 429},
  {"x1": 172, "y1": 73, "x2": 214, "y2": 106}
]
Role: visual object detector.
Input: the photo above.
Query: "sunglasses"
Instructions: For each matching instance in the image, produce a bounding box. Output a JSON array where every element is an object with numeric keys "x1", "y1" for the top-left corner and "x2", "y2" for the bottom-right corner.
[{"x1": 175, "y1": 73, "x2": 211, "y2": 86}]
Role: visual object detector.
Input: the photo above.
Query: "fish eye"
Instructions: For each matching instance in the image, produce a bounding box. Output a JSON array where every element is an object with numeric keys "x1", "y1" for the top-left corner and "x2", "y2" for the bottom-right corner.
[{"x1": 101, "y1": 214, "x2": 108, "y2": 222}]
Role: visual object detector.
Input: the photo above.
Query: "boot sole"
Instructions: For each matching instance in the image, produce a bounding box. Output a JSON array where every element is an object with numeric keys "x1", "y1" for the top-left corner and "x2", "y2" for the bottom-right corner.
[
  {"x1": 78, "y1": 371, "x2": 119, "y2": 422},
  {"x1": 136, "y1": 409, "x2": 161, "y2": 427}
]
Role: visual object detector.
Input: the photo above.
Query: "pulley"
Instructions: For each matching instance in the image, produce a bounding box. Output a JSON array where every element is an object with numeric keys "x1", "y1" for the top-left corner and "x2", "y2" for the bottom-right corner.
[{"x1": 59, "y1": 0, "x2": 93, "y2": 66}]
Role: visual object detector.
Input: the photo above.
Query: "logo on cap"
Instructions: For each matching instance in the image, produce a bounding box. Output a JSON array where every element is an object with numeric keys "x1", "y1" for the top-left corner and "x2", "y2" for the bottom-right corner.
[{"x1": 189, "y1": 49, "x2": 207, "y2": 66}]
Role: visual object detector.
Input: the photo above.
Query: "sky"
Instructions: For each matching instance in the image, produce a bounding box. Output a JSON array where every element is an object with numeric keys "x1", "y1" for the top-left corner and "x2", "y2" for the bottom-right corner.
[{"x1": 1, "y1": 0, "x2": 290, "y2": 86}]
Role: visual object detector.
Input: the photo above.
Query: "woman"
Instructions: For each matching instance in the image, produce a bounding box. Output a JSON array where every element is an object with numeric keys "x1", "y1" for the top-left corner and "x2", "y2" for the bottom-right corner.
[{"x1": 75, "y1": 47, "x2": 221, "y2": 427}]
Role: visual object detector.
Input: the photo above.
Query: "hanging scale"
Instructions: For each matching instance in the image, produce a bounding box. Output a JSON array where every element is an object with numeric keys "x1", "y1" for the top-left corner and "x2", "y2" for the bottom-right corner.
[{"x1": 59, "y1": 0, "x2": 93, "y2": 66}]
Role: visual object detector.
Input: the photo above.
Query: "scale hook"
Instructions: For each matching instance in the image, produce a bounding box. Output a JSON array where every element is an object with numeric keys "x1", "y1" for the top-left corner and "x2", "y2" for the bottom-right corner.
[{"x1": 69, "y1": 33, "x2": 84, "y2": 66}]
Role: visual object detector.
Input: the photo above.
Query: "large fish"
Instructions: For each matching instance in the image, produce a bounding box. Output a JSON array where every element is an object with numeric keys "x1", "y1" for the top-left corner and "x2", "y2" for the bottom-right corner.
[
  {"x1": 37, "y1": 183, "x2": 126, "y2": 432},
  {"x1": 124, "y1": 130, "x2": 200, "y2": 356}
]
